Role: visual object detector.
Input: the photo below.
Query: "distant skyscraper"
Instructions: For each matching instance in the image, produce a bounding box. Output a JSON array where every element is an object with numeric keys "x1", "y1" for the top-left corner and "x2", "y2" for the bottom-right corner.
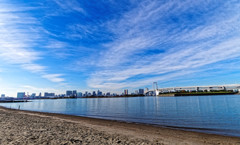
[
  {"x1": 1, "y1": 94, "x2": 5, "y2": 98},
  {"x1": 106, "y1": 92, "x2": 111, "y2": 96},
  {"x1": 139, "y1": 89, "x2": 144, "y2": 95},
  {"x1": 92, "y1": 91, "x2": 96, "y2": 96},
  {"x1": 49, "y1": 93, "x2": 55, "y2": 97},
  {"x1": 66, "y1": 90, "x2": 73, "y2": 97},
  {"x1": 39, "y1": 92, "x2": 42, "y2": 97},
  {"x1": 97, "y1": 90, "x2": 102, "y2": 96},
  {"x1": 17, "y1": 92, "x2": 25, "y2": 99},
  {"x1": 84, "y1": 91, "x2": 88, "y2": 97},
  {"x1": 124, "y1": 89, "x2": 128, "y2": 95},
  {"x1": 31, "y1": 93, "x2": 36, "y2": 98},
  {"x1": 44, "y1": 92, "x2": 55, "y2": 98},
  {"x1": 73, "y1": 90, "x2": 77, "y2": 97},
  {"x1": 44, "y1": 92, "x2": 48, "y2": 97},
  {"x1": 145, "y1": 88, "x2": 149, "y2": 93},
  {"x1": 77, "y1": 92, "x2": 82, "y2": 97}
]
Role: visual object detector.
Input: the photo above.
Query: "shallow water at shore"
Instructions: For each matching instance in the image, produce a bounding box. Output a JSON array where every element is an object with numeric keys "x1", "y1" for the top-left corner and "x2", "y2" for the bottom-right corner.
[{"x1": 1, "y1": 95, "x2": 240, "y2": 137}]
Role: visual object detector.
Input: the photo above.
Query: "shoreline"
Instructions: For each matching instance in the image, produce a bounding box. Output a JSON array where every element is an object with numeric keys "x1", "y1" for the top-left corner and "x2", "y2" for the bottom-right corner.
[
  {"x1": 0, "y1": 106, "x2": 239, "y2": 144},
  {"x1": 1, "y1": 93, "x2": 238, "y2": 101},
  {"x1": 2, "y1": 106, "x2": 238, "y2": 138}
]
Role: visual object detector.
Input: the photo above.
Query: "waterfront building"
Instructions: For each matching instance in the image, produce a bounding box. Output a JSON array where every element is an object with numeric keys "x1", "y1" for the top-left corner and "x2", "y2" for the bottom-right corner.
[
  {"x1": 44, "y1": 92, "x2": 55, "y2": 98},
  {"x1": 135, "y1": 90, "x2": 138, "y2": 95},
  {"x1": 88, "y1": 92, "x2": 91, "y2": 96},
  {"x1": 84, "y1": 91, "x2": 88, "y2": 97},
  {"x1": 39, "y1": 92, "x2": 42, "y2": 97},
  {"x1": 77, "y1": 92, "x2": 82, "y2": 97},
  {"x1": 66, "y1": 90, "x2": 73, "y2": 97},
  {"x1": 59, "y1": 94, "x2": 65, "y2": 97},
  {"x1": 106, "y1": 92, "x2": 111, "y2": 96},
  {"x1": 139, "y1": 89, "x2": 144, "y2": 95},
  {"x1": 17, "y1": 92, "x2": 25, "y2": 99},
  {"x1": 73, "y1": 90, "x2": 77, "y2": 97},
  {"x1": 1, "y1": 94, "x2": 5, "y2": 99},
  {"x1": 31, "y1": 93, "x2": 36, "y2": 98},
  {"x1": 92, "y1": 91, "x2": 96, "y2": 96},
  {"x1": 97, "y1": 90, "x2": 102, "y2": 96},
  {"x1": 124, "y1": 89, "x2": 128, "y2": 95}
]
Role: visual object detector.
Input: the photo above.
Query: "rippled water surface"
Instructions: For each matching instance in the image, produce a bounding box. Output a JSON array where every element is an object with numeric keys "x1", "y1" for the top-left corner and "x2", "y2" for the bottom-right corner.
[{"x1": 1, "y1": 95, "x2": 240, "y2": 137}]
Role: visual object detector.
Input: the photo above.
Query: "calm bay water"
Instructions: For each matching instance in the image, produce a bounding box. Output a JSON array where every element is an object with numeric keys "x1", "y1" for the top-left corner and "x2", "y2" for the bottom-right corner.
[{"x1": 1, "y1": 95, "x2": 240, "y2": 137}]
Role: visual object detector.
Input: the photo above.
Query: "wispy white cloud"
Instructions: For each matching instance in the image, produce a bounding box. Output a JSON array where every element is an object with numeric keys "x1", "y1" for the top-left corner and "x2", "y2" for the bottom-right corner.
[
  {"x1": 21, "y1": 64, "x2": 46, "y2": 73},
  {"x1": 42, "y1": 74, "x2": 65, "y2": 83},
  {"x1": 44, "y1": 40, "x2": 73, "y2": 58},
  {"x1": 1, "y1": 0, "x2": 240, "y2": 94},
  {"x1": 53, "y1": 0, "x2": 86, "y2": 14},
  {"x1": 0, "y1": 2, "x2": 65, "y2": 83},
  {"x1": 87, "y1": 0, "x2": 240, "y2": 90}
]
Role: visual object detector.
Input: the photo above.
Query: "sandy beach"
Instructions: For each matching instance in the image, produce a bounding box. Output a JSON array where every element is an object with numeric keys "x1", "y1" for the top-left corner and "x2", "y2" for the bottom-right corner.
[{"x1": 0, "y1": 107, "x2": 239, "y2": 145}]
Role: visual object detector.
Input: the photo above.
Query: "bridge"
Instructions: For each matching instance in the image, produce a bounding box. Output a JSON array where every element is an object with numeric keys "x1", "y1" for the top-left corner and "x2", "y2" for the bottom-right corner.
[{"x1": 145, "y1": 84, "x2": 240, "y2": 96}]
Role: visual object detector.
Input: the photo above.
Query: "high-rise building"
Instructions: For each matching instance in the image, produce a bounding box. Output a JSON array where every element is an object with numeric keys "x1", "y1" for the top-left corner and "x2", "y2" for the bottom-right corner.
[
  {"x1": 1, "y1": 94, "x2": 5, "y2": 98},
  {"x1": 77, "y1": 92, "x2": 82, "y2": 97},
  {"x1": 49, "y1": 93, "x2": 55, "y2": 97},
  {"x1": 17, "y1": 92, "x2": 25, "y2": 99},
  {"x1": 84, "y1": 91, "x2": 88, "y2": 97},
  {"x1": 92, "y1": 91, "x2": 96, "y2": 96},
  {"x1": 44, "y1": 92, "x2": 55, "y2": 97},
  {"x1": 44, "y1": 93, "x2": 55, "y2": 98},
  {"x1": 97, "y1": 90, "x2": 102, "y2": 96},
  {"x1": 39, "y1": 92, "x2": 42, "y2": 97},
  {"x1": 124, "y1": 89, "x2": 128, "y2": 95},
  {"x1": 66, "y1": 90, "x2": 73, "y2": 97},
  {"x1": 135, "y1": 90, "x2": 139, "y2": 94},
  {"x1": 31, "y1": 93, "x2": 36, "y2": 98},
  {"x1": 139, "y1": 89, "x2": 144, "y2": 95},
  {"x1": 73, "y1": 90, "x2": 77, "y2": 97},
  {"x1": 106, "y1": 92, "x2": 111, "y2": 96}
]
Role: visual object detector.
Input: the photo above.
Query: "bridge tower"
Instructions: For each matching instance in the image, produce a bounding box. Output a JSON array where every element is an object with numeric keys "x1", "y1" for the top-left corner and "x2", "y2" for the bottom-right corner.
[
  {"x1": 153, "y1": 82, "x2": 159, "y2": 96},
  {"x1": 153, "y1": 82, "x2": 158, "y2": 91}
]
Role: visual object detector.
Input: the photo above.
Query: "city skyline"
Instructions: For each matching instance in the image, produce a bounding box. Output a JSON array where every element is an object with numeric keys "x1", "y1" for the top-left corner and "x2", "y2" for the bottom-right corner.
[
  {"x1": 1, "y1": 0, "x2": 240, "y2": 97},
  {"x1": 12, "y1": 88, "x2": 145, "y2": 98},
  {"x1": 2, "y1": 83, "x2": 240, "y2": 98}
]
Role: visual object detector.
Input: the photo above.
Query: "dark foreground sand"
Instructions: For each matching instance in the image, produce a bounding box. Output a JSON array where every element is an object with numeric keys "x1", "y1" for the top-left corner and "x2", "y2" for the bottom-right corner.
[{"x1": 0, "y1": 107, "x2": 239, "y2": 145}]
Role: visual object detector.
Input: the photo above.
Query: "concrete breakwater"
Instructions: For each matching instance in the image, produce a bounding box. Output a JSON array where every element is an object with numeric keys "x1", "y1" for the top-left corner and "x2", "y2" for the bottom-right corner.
[{"x1": 0, "y1": 100, "x2": 29, "y2": 103}]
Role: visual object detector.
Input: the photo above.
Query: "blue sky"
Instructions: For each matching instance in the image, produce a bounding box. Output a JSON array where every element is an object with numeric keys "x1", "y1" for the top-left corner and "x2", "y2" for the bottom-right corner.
[{"x1": 0, "y1": 0, "x2": 240, "y2": 97}]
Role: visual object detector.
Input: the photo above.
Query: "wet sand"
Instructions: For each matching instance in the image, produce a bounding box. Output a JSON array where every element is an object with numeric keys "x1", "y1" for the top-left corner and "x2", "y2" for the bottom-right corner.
[{"x1": 0, "y1": 107, "x2": 239, "y2": 145}]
